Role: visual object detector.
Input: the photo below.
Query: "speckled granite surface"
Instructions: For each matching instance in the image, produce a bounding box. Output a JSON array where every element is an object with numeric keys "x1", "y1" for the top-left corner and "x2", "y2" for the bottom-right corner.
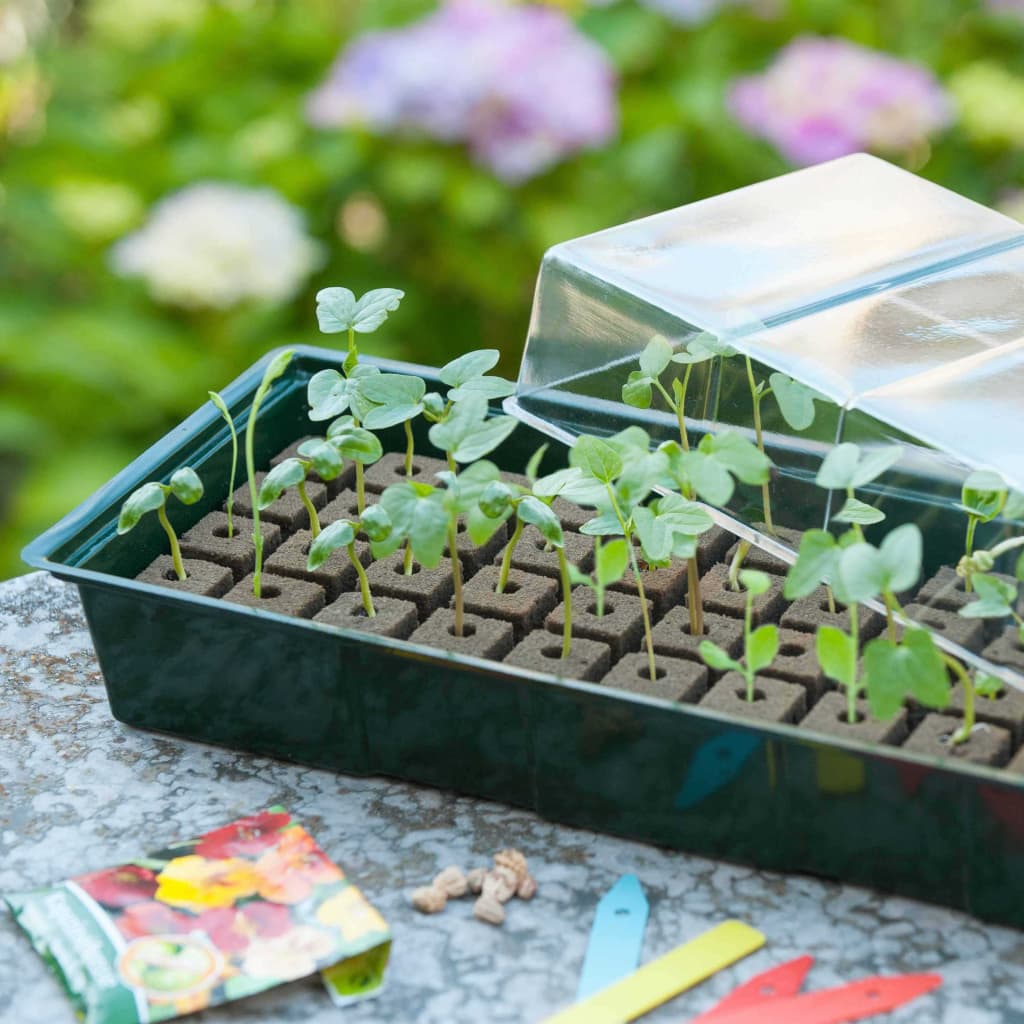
[{"x1": 3, "y1": 571, "x2": 1024, "y2": 1024}]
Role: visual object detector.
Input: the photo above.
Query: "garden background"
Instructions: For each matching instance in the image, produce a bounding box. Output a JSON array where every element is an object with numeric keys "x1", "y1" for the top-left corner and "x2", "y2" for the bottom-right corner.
[{"x1": 1, "y1": 0, "x2": 1023, "y2": 579}]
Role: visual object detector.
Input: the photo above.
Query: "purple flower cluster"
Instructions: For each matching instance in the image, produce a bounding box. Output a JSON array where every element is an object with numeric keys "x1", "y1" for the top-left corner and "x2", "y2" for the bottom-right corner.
[
  {"x1": 306, "y1": 0, "x2": 617, "y2": 183},
  {"x1": 728, "y1": 36, "x2": 953, "y2": 166}
]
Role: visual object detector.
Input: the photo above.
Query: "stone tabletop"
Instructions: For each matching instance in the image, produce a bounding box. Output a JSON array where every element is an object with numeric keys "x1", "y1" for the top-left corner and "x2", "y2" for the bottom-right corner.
[{"x1": 3, "y1": 571, "x2": 1024, "y2": 1024}]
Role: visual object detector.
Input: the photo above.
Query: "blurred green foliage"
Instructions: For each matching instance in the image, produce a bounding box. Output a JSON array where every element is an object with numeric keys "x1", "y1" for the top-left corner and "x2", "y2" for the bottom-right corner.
[{"x1": 1, "y1": 0, "x2": 1023, "y2": 577}]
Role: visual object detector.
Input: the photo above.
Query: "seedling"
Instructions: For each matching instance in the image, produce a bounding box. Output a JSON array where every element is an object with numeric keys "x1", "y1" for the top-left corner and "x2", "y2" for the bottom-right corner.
[
  {"x1": 699, "y1": 570, "x2": 779, "y2": 702},
  {"x1": 118, "y1": 468, "x2": 204, "y2": 582},
  {"x1": 567, "y1": 539, "x2": 630, "y2": 619},
  {"x1": 257, "y1": 436, "x2": 349, "y2": 538},
  {"x1": 480, "y1": 474, "x2": 574, "y2": 657},
  {"x1": 816, "y1": 442, "x2": 901, "y2": 537},
  {"x1": 377, "y1": 462, "x2": 505, "y2": 637},
  {"x1": 958, "y1": 470, "x2": 1008, "y2": 593},
  {"x1": 246, "y1": 349, "x2": 294, "y2": 598},
  {"x1": 208, "y1": 391, "x2": 238, "y2": 538},
  {"x1": 305, "y1": 505, "x2": 392, "y2": 618},
  {"x1": 308, "y1": 285, "x2": 404, "y2": 514},
  {"x1": 959, "y1": 570, "x2": 1024, "y2": 644}
]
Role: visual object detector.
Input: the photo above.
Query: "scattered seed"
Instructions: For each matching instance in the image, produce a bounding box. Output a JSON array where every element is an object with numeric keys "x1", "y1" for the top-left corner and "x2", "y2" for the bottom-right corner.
[
  {"x1": 411, "y1": 886, "x2": 447, "y2": 914},
  {"x1": 473, "y1": 894, "x2": 505, "y2": 925}
]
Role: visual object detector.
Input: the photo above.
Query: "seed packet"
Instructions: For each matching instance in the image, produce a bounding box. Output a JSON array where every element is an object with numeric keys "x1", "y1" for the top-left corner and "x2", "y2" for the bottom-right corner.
[{"x1": 3, "y1": 806, "x2": 390, "y2": 1023}]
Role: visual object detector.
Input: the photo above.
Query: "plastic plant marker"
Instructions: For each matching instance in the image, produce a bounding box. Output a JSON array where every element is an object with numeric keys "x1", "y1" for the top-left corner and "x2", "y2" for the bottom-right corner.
[
  {"x1": 690, "y1": 955, "x2": 813, "y2": 1021},
  {"x1": 687, "y1": 974, "x2": 942, "y2": 1024},
  {"x1": 576, "y1": 875, "x2": 650, "y2": 1001},
  {"x1": 674, "y1": 732, "x2": 762, "y2": 810},
  {"x1": 543, "y1": 920, "x2": 765, "y2": 1024}
]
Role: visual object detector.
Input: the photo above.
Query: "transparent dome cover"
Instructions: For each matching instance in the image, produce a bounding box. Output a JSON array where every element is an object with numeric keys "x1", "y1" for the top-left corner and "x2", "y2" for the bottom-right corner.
[{"x1": 507, "y1": 154, "x2": 1024, "y2": 687}]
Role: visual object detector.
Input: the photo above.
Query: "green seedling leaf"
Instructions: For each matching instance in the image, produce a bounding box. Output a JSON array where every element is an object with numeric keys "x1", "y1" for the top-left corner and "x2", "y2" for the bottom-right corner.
[
  {"x1": 297, "y1": 438, "x2": 345, "y2": 480},
  {"x1": 360, "y1": 505, "x2": 392, "y2": 544},
  {"x1": 570, "y1": 435, "x2": 623, "y2": 484},
  {"x1": 525, "y1": 445, "x2": 548, "y2": 483},
  {"x1": 959, "y1": 573, "x2": 1018, "y2": 618},
  {"x1": 329, "y1": 425, "x2": 383, "y2": 465},
  {"x1": 622, "y1": 370, "x2": 653, "y2": 409},
  {"x1": 976, "y1": 673, "x2": 1005, "y2": 699},
  {"x1": 606, "y1": 426, "x2": 653, "y2": 459},
  {"x1": 568, "y1": 565, "x2": 593, "y2": 588},
  {"x1": 428, "y1": 393, "x2": 513, "y2": 462},
  {"x1": 261, "y1": 349, "x2": 294, "y2": 387},
  {"x1": 677, "y1": 449, "x2": 735, "y2": 506},
  {"x1": 169, "y1": 467, "x2": 203, "y2": 505},
  {"x1": 739, "y1": 569, "x2": 771, "y2": 596},
  {"x1": 672, "y1": 331, "x2": 736, "y2": 363},
  {"x1": 652, "y1": 493, "x2": 714, "y2": 536},
  {"x1": 817, "y1": 626, "x2": 857, "y2": 689},
  {"x1": 877, "y1": 523, "x2": 923, "y2": 593},
  {"x1": 580, "y1": 511, "x2": 623, "y2": 537},
  {"x1": 316, "y1": 286, "x2": 404, "y2": 334},
  {"x1": 701, "y1": 431, "x2": 772, "y2": 485},
  {"x1": 308, "y1": 369, "x2": 351, "y2": 421},
  {"x1": 1003, "y1": 491, "x2": 1024, "y2": 522},
  {"x1": 639, "y1": 334, "x2": 674, "y2": 377},
  {"x1": 361, "y1": 373, "x2": 427, "y2": 429},
  {"x1": 747, "y1": 624, "x2": 779, "y2": 674},
  {"x1": 439, "y1": 349, "x2": 500, "y2": 388},
  {"x1": 816, "y1": 443, "x2": 901, "y2": 490},
  {"x1": 447, "y1": 376, "x2": 516, "y2": 401},
  {"x1": 518, "y1": 496, "x2": 564, "y2": 547},
  {"x1": 864, "y1": 628, "x2": 948, "y2": 720},
  {"x1": 833, "y1": 496, "x2": 885, "y2": 525},
  {"x1": 785, "y1": 529, "x2": 839, "y2": 600},
  {"x1": 961, "y1": 469, "x2": 1007, "y2": 522},
  {"x1": 768, "y1": 373, "x2": 817, "y2": 431},
  {"x1": 479, "y1": 481, "x2": 514, "y2": 519},
  {"x1": 117, "y1": 482, "x2": 166, "y2": 534},
  {"x1": 258, "y1": 458, "x2": 305, "y2": 510},
  {"x1": 699, "y1": 641, "x2": 742, "y2": 674},
  {"x1": 422, "y1": 392, "x2": 446, "y2": 418},
  {"x1": 595, "y1": 539, "x2": 629, "y2": 587},
  {"x1": 835, "y1": 541, "x2": 886, "y2": 604},
  {"x1": 633, "y1": 506, "x2": 671, "y2": 564},
  {"x1": 454, "y1": 415, "x2": 518, "y2": 463},
  {"x1": 1017, "y1": 551, "x2": 1024, "y2": 582},
  {"x1": 378, "y1": 483, "x2": 449, "y2": 568},
  {"x1": 533, "y1": 468, "x2": 606, "y2": 507},
  {"x1": 850, "y1": 446, "x2": 902, "y2": 488},
  {"x1": 307, "y1": 519, "x2": 356, "y2": 570}
]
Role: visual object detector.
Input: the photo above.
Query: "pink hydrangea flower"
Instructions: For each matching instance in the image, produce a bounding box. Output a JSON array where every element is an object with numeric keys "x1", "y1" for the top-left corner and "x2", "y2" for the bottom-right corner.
[
  {"x1": 306, "y1": 0, "x2": 617, "y2": 183},
  {"x1": 728, "y1": 36, "x2": 953, "y2": 166}
]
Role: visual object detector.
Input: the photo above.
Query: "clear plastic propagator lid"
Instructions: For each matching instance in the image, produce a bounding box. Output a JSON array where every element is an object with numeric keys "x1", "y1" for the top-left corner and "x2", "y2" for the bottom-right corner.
[{"x1": 506, "y1": 154, "x2": 1024, "y2": 686}]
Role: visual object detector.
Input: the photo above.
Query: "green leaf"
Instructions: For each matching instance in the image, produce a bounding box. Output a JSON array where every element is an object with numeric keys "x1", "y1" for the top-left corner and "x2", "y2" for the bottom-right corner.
[
  {"x1": 633, "y1": 506, "x2": 671, "y2": 564},
  {"x1": 672, "y1": 332, "x2": 736, "y2": 363},
  {"x1": 117, "y1": 482, "x2": 165, "y2": 534},
  {"x1": 208, "y1": 391, "x2": 232, "y2": 423},
  {"x1": 1003, "y1": 491, "x2": 1024, "y2": 522},
  {"x1": 518, "y1": 496, "x2": 563, "y2": 547},
  {"x1": 769, "y1": 373, "x2": 817, "y2": 431},
  {"x1": 316, "y1": 286, "x2": 403, "y2": 334},
  {"x1": 622, "y1": 370, "x2": 653, "y2": 409},
  {"x1": 851, "y1": 447, "x2": 902, "y2": 488},
  {"x1": 699, "y1": 641, "x2": 742, "y2": 673},
  {"x1": 378, "y1": 483, "x2": 449, "y2": 568},
  {"x1": 570, "y1": 435, "x2": 623, "y2": 484},
  {"x1": 447, "y1": 376, "x2": 516, "y2": 401},
  {"x1": 479, "y1": 481, "x2": 514, "y2": 519},
  {"x1": 878, "y1": 523, "x2": 922, "y2": 594},
  {"x1": 739, "y1": 569, "x2": 771, "y2": 596},
  {"x1": 360, "y1": 505, "x2": 392, "y2": 544},
  {"x1": 595, "y1": 539, "x2": 629, "y2": 587},
  {"x1": 466, "y1": 504, "x2": 507, "y2": 546},
  {"x1": 835, "y1": 542, "x2": 886, "y2": 604},
  {"x1": 258, "y1": 458, "x2": 305, "y2": 509},
  {"x1": 682, "y1": 450, "x2": 735, "y2": 507},
  {"x1": 784, "y1": 529, "x2": 839, "y2": 600},
  {"x1": 961, "y1": 469, "x2": 1007, "y2": 522},
  {"x1": 580, "y1": 511, "x2": 624, "y2": 537},
  {"x1": 1017, "y1": 551, "x2": 1024, "y2": 582},
  {"x1": 525, "y1": 445, "x2": 548, "y2": 483},
  {"x1": 606, "y1": 426, "x2": 654, "y2": 460},
  {"x1": 959, "y1": 574, "x2": 1018, "y2": 618},
  {"x1": 439, "y1": 349, "x2": 500, "y2": 388},
  {"x1": 701, "y1": 432, "x2": 772, "y2": 485},
  {"x1": 453, "y1": 416, "x2": 518, "y2": 463},
  {"x1": 832, "y1": 497, "x2": 885, "y2": 525},
  {"x1": 976, "y1": 673, "x2": 1005, "y2": 699},
  {"x1": 816, "y1": 443, "x2": 860, "y2": 490},
  {"x1": 297, "y1": 439, "x2": 345, "y2": 481},
  {"x1": 169, "y1": 467, "x2": 203, "y2": 505},
  {"x1": 568, "y1": 564, "x2": 594, "y2": 588},
  {"x1": 307, "y1": 369, "x2": 351, "y2": 421},
  {"x1": 361, "y1": 374, "x2": 426, "y2": 426},
  {"x1": 329, "y1": 425, "x2": 383, "y2": 465},
  {"x1": 260, "y1": 349, "x2": 294, "y2": 389},
  {"x1": 652, "y1": 493, "x2": 714, "y2": 536},
  {"x1": 864, "y1": 629, "x2": 948, "y2": 720},
  {"x1": 747, "y1": 624, "x2": 779, "y2": 673},
  {"x1": 817, "y1": 626, "x2": 857, "y2": 689},
  {"x1": 307, "y1": 519, "x2": 356, "y2": 570},
  {"x1": 639, "y1": 334, "x2": 673, "y2": 377}
]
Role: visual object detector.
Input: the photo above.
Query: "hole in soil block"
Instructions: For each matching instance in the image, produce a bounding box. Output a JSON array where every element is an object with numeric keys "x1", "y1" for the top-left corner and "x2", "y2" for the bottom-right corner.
[
  {"x1": 394, "y1": 563, "x2": 421, "y2": 575},
  {"x1": 588, "y1": 601, "x2": 614, "y2": 616},
  {"x1": 448, "y1": 622, "x2": 477, "y2": 637},
  {"x1": 837, "y1": 709, "x2": 866, "y2": 725},
  {"x1": 301, "y1": 542, "x2": 311, "y2": 556},
  {"x1": 502, "y1": 580, "x2": 521, "y2": 595},
  {"x1": 212, "y1": 525, "x2": 232, "y2": 539},
  {"x1": 534, "y1": 538, "x2": 553, "y2": 552},
  {"x1": 259, "y1": 585, "x2": 282, "y2": 600},
  {"x1": 638, "y1": 664, "x2": 667, "y2": 680},
  {"x1": 456, "y1": 522, "x2": 466, "y2": 534},
  {"x1": 394, "y1": 462, "x2": 420, "y2": 477},
  {"x1": 779, "y1": 643, "x2": 804, "y2": 657},
  {"x1": 163, "y1": 569, "x2": 188, "y2": 581},
  {"x1": 736, "y1": 687, "x2": 765, "y2": 702},
  {"x1": 681, "y1": 623, "x2": 711, "y2": 637},
  {"x1": 541, "y1": 644, "x2": 565, "y2": 659},
  {"x1": 348, "y1": 606, "x2": 369, "y2": 618}
]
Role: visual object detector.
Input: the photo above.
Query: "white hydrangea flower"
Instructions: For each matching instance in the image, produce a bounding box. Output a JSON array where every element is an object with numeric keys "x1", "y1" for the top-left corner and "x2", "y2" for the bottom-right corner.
[{"x1": 111, "y1": 183, "x2": 323, "y2": 311}]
